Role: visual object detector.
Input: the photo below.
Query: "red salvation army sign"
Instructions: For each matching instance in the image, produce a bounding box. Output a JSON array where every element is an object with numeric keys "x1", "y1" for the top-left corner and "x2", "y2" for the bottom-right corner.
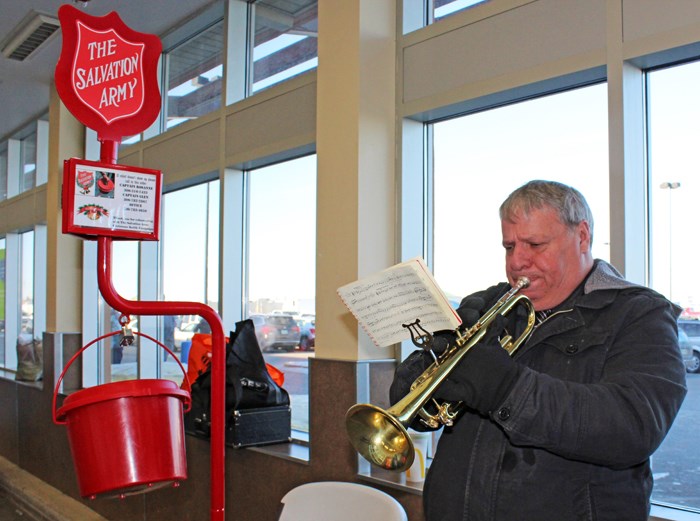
[{"x1": 55, "y1": 4, "x2": 161, "y2": 141}]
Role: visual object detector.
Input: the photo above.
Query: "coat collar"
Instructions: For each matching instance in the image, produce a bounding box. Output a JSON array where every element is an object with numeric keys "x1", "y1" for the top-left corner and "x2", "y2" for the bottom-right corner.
[
  {"x1": 518, "y1": 260, "x2": 679, "y2": 352},
  {"x1": 580, "y1": 259, "x2": 681, "y2": 315},
  {"x1": 584, "y1": 259, "x2": 638, "y2": 294}
]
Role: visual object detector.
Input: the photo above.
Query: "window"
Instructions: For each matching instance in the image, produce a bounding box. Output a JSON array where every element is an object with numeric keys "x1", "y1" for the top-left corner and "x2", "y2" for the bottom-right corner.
[
  {"x1": 246, "y1": 155, "x2": 316, "y2": 434},
  {"x1": 120, "y1": 135, "x2": 141, "y2": 147},
  {"x1": 0, "y1": 230, "x2": 44, "y2": 373},
  {"x1": 426, "y1": 83, "x2": 608, "y2": 486},
  {"x1": 434, "y1": 0, "x2": 489, "y2": 22},
  {"x1": 19, "y1": 231, "x2": 34, "y2": 338},
  {"x1": 107, "y1": 241, "x2": 139, "y2": 382},
  {"x1": 161, "y1": 180, "x2": 220, "y2": 385},
  {"x1": 646, "y1": 59, "x2": 700, "y2": 512},
  {"x1": 164, "y1": 20, "x2": 224, "y2": 130},
  {"x1": 431, "y1": 84, "x2": 610, "y2": 299},
  {"x1": 19, "y1": 131, "x2": 36, "y2": 193},
  {"x1": 0, "y1": 238, "x2": 5, "y2": 366},
  {"x1": 251, "y1": 1, "x2": 318, "y2": 93},
  {"x1": 0, "y1": 145, "x2": 7, "y2": 201}
]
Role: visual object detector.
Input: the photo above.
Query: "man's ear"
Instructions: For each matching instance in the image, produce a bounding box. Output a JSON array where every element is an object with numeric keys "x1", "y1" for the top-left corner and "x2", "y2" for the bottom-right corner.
[{"x1": 578, "y1": 220, "x2": 592, "y2": 253}]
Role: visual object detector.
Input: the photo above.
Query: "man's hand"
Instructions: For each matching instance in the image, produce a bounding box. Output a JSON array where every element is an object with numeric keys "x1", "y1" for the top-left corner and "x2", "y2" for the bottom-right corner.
[
  {"x1": 390, "y1": 349, "x2": 433, "y2": 405},
  {"x1": 457, "y1": 296, "x2": 486, "y2": 327},
  {"x1": 435, "y1": 315, "x2": 522, "y2": 416}
]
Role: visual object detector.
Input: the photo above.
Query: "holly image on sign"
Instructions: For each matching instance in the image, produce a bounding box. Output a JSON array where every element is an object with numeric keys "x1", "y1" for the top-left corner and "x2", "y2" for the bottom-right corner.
[
  {"x1": 55, "y1": 4, "x2": 162, "y2": 142},
  {"x1": 77, "y1": 204, "x2": 109, "y2": 221}
]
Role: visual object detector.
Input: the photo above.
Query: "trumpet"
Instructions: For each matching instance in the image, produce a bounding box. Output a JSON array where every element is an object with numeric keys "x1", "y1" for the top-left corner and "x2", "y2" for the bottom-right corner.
[{"x1": 345, "y1": 277, "x2": 536, "y2": 472}]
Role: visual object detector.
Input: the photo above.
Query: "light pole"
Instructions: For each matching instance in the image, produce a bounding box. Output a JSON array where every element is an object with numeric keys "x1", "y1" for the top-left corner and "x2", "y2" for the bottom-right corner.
[{"x1": 660, "y1": 182, "x2": 681, "y2": 302}]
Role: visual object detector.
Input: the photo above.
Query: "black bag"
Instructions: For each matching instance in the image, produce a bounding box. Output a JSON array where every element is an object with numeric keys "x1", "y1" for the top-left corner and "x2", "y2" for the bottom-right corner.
[{"x1": 185, "y1": 319, "x2": 290, "y2": 439}]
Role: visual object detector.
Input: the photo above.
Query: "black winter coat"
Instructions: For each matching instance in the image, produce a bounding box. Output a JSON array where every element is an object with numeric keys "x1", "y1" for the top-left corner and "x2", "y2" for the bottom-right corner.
[{"x1": 418, "y1": 261, "x2": 687, "y2": 521}]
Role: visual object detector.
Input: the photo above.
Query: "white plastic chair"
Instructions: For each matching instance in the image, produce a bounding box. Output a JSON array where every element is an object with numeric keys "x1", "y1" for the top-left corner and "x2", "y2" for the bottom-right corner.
[{"x1": 278, "y1": 481, "x2": 408, "y2": 521}]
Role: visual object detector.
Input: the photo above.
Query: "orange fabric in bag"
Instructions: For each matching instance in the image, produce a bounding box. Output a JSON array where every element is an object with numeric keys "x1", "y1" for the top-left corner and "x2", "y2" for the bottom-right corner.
[
  {"x1": 184, "y1": 333, "x2": 215, "y2": 387},
  {"x1": 265, "y1": 363, "x2": 285, "y2": 387},
  {"x1": 183, "y1": 333, "x2": 285, "y2": 388}
]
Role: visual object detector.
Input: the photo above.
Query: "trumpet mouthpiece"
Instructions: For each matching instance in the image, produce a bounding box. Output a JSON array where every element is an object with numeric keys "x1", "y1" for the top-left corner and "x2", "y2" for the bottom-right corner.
[{"x1": 516, "y1": 277, "x2": 530, "y2": 289}]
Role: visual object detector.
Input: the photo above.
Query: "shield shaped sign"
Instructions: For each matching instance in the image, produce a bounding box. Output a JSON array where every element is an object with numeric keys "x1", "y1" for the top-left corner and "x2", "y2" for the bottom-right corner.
[
  {"x1": 55, "y1": 4, "x2": 161, "y2": 141},
  {"x1": 72, "y1": 23, "x2": 145, "y2": 125}
]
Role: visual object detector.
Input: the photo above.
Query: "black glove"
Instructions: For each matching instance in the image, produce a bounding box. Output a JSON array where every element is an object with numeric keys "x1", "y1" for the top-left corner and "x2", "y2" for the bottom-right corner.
[
  {"x1": 390, "y1": 349, "x2": 446, "y2": 432},
  {"x1": 390, "y1": 350, "x2": 433, "y2": 406},
  {"x1": 457, "y1": 296, "x2": 486, "y2": 327},
  {"x1": 456, "y1": 282, "x2": 523, "y2": 350},
  {"x1": 435, "y1": 315, "x2": 522, "y2": 416},
  {"x1": 456, "y1": 283, "x2": 511, "y2": 326}
]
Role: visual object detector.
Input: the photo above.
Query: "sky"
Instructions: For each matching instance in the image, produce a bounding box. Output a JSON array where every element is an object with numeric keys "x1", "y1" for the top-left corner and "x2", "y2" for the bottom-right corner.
[
  {"x1": 432, "y1": 83, "x2": 610, "y2": 300},
  {"x1": 432, "y1": 60, "x2": 700, "y2": 311},
  {"x1": 128, "y1": 155, "x2": 319, "y2": 313},
  {"x1": 647, "y1": 61, "x2": 700, "y2": 309}
]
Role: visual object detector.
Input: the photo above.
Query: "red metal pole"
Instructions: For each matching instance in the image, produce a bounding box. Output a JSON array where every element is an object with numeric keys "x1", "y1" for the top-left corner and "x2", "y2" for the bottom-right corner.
[
  {"x1": 99, "y1": 139, "x2": 119, "y2": 165},
  {"x1": 95, "y1": 139, "x2": 225, "y2": 521}
]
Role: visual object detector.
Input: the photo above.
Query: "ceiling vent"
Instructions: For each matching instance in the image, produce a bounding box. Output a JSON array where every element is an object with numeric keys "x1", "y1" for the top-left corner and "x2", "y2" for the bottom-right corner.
[{"x1": 1, "y1": 11, "x2": 60, "y2": 62}]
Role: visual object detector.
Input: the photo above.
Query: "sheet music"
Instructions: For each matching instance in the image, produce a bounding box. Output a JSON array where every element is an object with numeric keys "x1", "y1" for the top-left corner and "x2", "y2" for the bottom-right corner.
[{"x1": 337, "y1": 258, "x2": 461, "y2": 347}]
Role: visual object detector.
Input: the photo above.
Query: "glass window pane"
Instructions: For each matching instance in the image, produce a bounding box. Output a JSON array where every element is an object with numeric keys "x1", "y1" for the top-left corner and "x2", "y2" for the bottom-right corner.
[
  {"x1": 20, "y1": 132, "x2": 36, "y2": 193},
  {"x1": 434, "y1": 0, "x2": 489, "y2": 22},
  {"x1": 19, "y1": 231, "x2": 33, "y2": 338},
  {"x1": 251, "y1": 1, "x2": 318, "y2": 93},
  {"x1": 206, "y1": 181, "x2": 220, "y2": 310},
  {"x1": 647, "y1": 59, "x2": 700, "y2": 511},
  {"x1": 0, "y1": 147, "x2": 7, "y2": 201},
  {"x1": 109, "y1": 241, "x2": 138, "y2": 381},
  {"x1": 432, "y1": 84, "x2": 610, "y2": 300},
  {"x1": 165, "y1": 21, "x2": 224, "y2": 130},
  {"x1": 121, "y1": 135, "x2": 141, "y2": 147},
  {"x1": 161, "y1": 180, "x2": 220, "y2": 384},
  {"x1": 0, "y1": 238, "x2": 5, "y2": 366},
  {"x1": 247, "y1": 155, "x2": 316, "y2": 434}
]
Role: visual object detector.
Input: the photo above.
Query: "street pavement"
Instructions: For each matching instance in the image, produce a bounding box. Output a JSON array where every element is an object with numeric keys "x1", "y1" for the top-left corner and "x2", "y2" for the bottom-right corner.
[{"x1": 650, "y1": 372, "x2": 700, "y2": 508}]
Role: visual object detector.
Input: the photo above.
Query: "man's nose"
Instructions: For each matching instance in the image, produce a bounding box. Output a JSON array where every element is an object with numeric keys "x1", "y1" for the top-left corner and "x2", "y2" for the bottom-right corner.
[{"x1": 509, "y1": 245, "x2": 531, "y2": 270}]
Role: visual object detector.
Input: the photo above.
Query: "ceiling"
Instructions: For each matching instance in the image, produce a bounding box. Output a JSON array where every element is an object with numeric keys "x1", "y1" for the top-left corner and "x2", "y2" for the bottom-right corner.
[{"x1": 0, "y1": 0, "x2": 220, "y2": 143}]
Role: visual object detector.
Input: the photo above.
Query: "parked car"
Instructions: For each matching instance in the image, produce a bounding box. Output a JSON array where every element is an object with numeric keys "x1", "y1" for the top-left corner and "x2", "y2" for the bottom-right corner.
[
  {"x1": 174, "y1": 321, "x2": 199, "y2": 349},
  {"x1": 250, "y1": 314, "x2": 301, "y2": 352},
  {"x1": 678, "y1": 319, "x2": 700, "y2": 373},
  {"x1": 679, "y1": 328, "x2": 695, "y2": 371},
  {"x1": 272, "y1": 310, "x2": 302, "y2": 321},
  {"x1": 297, "y1": 317, "x2": 315, "y2": 351}
]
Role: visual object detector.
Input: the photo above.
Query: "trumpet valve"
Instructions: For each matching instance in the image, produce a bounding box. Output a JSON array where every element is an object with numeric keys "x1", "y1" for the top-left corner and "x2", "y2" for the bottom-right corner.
[
  {"x1": 437, "y1": 403, "x2": 456, "y2": 427},
  {"x1": 499, "y1": 333, "x2": 513, "y2": 349}
]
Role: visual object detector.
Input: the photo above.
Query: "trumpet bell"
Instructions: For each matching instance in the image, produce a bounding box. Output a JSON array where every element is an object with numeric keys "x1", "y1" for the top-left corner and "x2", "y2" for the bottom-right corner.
[{"x1": 345, "y1": 403, "x2": 415, "y2": 472}]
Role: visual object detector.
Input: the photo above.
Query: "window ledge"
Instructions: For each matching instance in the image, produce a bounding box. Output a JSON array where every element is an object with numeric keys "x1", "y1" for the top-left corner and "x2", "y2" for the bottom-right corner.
[
  {"x1": 650, "y1": 504, "x2": 700, "y2": 521},
  {"x1": 243, "y1": 439, "x2": 309, "y2": 464},
  {"x1": 185, "y1": 432, "x2": 310, "y2": 465},
  {"x1": 0, "y1": 369, "x2": 42, "y2": 389}
]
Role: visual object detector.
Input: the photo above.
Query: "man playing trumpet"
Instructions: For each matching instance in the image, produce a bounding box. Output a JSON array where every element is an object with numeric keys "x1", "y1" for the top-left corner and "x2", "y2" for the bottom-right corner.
[{"x1": 391, "y1": 180, "x2": 687, "y2": 521}]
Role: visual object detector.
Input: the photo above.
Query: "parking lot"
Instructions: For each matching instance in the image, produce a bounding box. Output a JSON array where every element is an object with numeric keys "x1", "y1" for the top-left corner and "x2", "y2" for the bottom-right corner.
[{"x1": 649, "y1": 372, "x2": 700, "y2": 508}]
